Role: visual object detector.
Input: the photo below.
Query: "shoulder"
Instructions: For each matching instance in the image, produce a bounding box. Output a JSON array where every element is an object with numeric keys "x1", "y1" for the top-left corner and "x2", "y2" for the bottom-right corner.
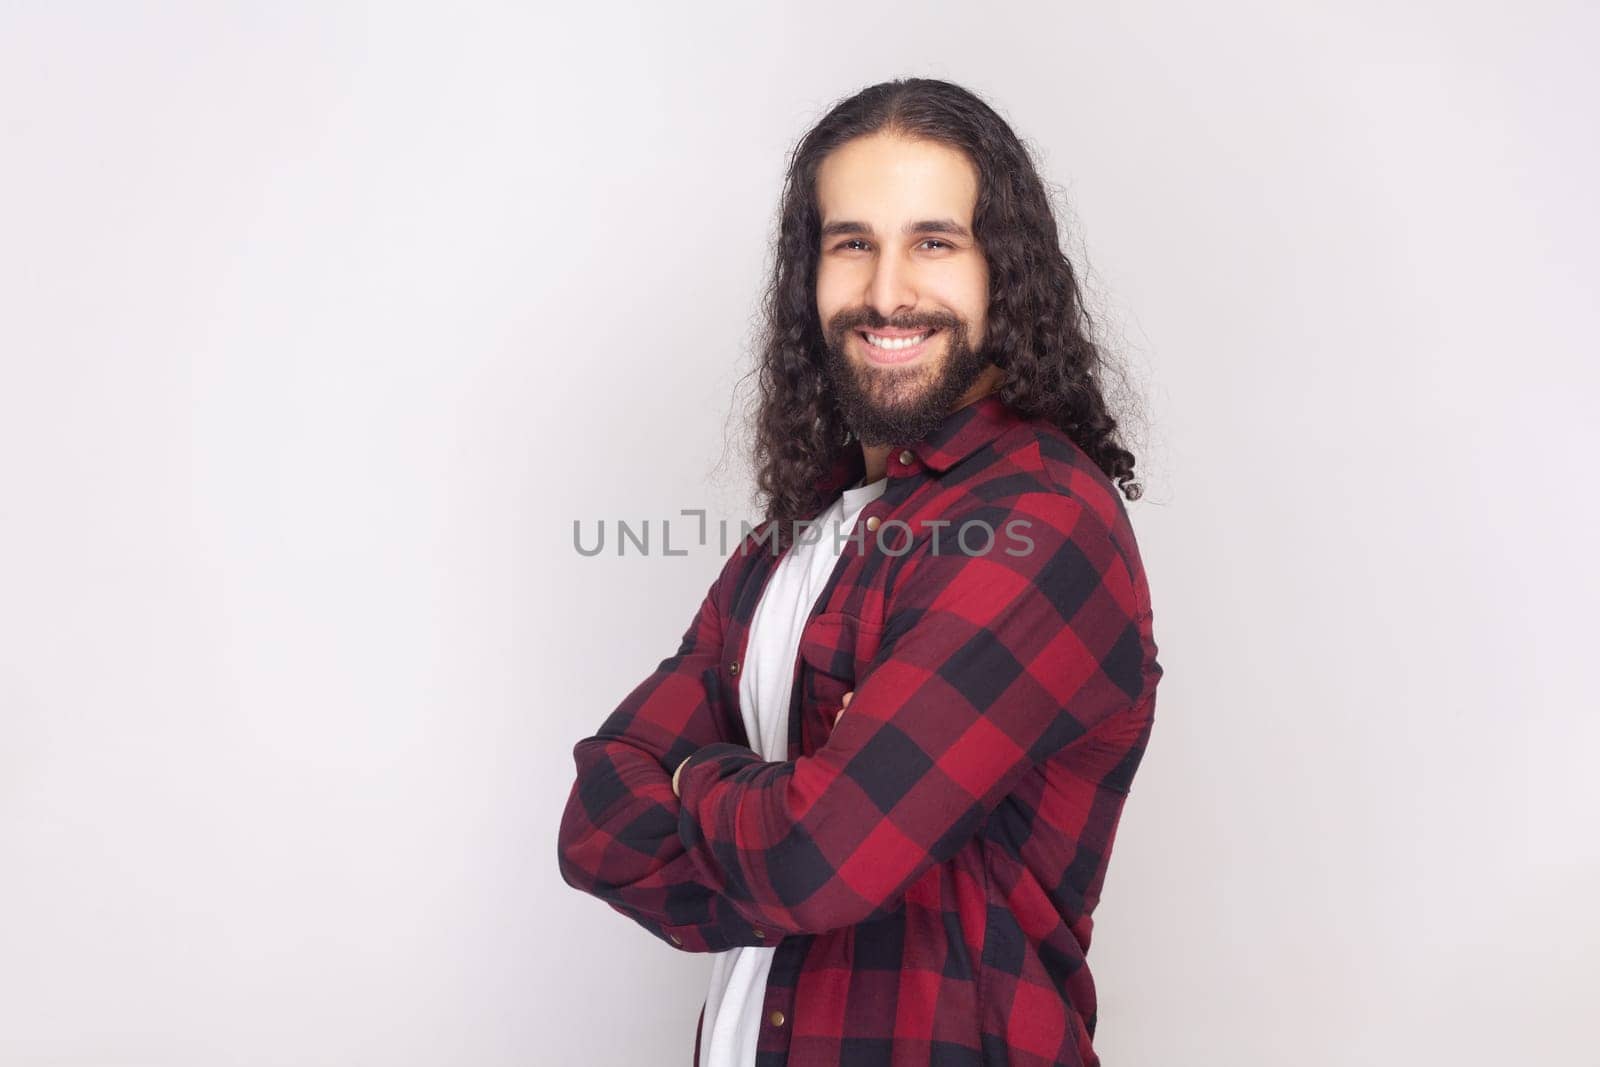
[
  {"x1": 704, "y1": 516, "x2": 784, "y2": 609},
  {"x1": 946, "y1": 414, "x2": 1138, "y2": 556}
]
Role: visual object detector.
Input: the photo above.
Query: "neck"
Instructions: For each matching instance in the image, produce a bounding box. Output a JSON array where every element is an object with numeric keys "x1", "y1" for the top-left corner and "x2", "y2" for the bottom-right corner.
[{"x1": 859, "y1": 366, "x2": 1003, "y2": 482}]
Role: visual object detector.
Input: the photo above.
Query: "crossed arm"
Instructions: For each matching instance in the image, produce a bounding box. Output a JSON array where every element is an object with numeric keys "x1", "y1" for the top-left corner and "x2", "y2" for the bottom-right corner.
[
  {"x1": 668, "y1": 493, "x2": 1155, "y2": 937},
  {"x1": 561, "y1": 494, "x2": 1154, "y2": 947},
  {"x1": 555, "y1": 533, "x2": 774, "y2": 953}
]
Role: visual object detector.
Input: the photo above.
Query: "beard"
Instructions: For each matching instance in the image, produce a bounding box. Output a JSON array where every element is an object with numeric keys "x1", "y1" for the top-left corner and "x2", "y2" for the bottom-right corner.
[{"x1": 822, "y1": 310, "x2": 991, "y2": 447}]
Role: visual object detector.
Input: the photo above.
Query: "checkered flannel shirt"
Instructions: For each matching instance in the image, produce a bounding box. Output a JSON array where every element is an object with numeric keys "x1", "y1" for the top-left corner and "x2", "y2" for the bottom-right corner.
[{"x1": 558, "y1": 392, "x2": 1163, "y2": 1066}]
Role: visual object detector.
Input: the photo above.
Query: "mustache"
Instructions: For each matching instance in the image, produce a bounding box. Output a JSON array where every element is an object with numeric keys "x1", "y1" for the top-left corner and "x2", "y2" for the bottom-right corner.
[{"x1": 827, "y1": 311, "x2": 963, "y2": 334}]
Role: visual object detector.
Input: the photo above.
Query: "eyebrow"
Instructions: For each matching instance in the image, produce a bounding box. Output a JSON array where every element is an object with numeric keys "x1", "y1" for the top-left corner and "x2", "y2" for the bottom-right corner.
[{"x1": 819, "y1": 218, "x2": 973, "y2": 241}]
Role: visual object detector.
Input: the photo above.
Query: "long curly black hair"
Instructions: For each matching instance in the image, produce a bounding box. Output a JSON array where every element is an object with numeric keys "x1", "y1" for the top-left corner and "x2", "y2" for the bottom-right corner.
[{"x1": 742, "y1": 77, "x2": 1143, "y2": 549}]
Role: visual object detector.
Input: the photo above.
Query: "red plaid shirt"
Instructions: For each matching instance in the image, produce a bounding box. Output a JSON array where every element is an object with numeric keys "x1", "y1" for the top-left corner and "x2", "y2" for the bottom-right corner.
[{"x1": 558, "y1": 392, "x2": 1163, "y2": 1066}]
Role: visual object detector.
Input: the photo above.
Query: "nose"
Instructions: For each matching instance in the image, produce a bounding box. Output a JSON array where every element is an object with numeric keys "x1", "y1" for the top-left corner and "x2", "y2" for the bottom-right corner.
[{"x1": 864, "y1": 249, "x2": 919, "y2": 322}]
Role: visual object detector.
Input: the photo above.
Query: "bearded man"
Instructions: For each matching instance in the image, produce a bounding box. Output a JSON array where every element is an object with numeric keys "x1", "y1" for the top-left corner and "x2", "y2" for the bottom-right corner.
[{"x1": 559, "y1": 77, "x2": 1163, "y2": 1067}]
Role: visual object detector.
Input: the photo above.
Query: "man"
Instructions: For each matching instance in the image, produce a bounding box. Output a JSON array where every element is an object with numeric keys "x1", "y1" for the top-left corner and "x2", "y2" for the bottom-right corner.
[{"x1": 558, "y1": 78, "x2": 1162, "y2": 1067}]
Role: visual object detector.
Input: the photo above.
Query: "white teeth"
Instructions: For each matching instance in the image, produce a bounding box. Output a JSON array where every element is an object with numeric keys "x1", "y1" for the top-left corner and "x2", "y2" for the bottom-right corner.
[{"x1": 864, "y1": 331, "x2": 931, "y2": 350}]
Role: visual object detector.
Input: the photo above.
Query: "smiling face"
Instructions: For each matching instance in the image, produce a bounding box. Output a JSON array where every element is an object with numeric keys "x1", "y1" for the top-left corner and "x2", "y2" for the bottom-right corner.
[{"x1": 815, "y1": 132, "x2": 995, "y2": 446}]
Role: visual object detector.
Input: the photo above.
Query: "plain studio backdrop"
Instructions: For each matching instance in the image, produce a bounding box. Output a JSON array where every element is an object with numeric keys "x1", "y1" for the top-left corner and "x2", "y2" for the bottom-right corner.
[{"x1": 1, "y1": 3, "x2": 1595, "y2": 1065}]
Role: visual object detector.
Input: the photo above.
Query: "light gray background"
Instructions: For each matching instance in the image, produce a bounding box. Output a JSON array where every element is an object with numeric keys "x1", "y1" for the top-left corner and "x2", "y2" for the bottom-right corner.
[{"x1": 2, "y1": 3, "x2": 1595, "y2": 1065}]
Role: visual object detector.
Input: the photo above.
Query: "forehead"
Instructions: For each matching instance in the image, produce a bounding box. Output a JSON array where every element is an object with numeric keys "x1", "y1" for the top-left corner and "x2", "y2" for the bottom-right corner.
[{"x1": 814, "y1": 134, "x2": 978, "y2": 225}]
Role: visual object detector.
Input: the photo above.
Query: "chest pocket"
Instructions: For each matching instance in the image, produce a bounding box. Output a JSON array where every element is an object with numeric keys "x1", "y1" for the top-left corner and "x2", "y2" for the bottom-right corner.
[{"x1": 796, "y1": 610, "x2": 886, "y2": 751}]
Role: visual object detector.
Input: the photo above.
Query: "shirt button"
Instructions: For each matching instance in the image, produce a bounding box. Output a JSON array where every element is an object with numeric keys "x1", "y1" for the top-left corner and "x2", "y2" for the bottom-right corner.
[
  {"x1": 769, "y1": 1010, "x2": 786, "y2": 1028},
  {"x1": 669, "y1": 934, "x2": 682, "y2": 945},
  {"x1": 752, "y1": 927, "x2": 765, "y2": 938},
  {"x1": 729, "y1": 660, "x2": 739, "y2": 675},
  {"x1": 865, "y1": 516, "x2": 880, "y2": 532},
  {"x1": 898, "y1": 449, "x2": 913, "y2": 466}
]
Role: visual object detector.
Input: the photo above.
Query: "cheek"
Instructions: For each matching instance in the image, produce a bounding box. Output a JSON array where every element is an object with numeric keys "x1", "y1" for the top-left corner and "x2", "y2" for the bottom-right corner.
[
  {"x1": 933, "y1": 291, "x2": 985, "y2": 335},
  {"x1": 929, "y1": 265, "x2": 987, "y2": 320},
  {"x1": 815, "y1": 272, "x2": 845, "y2": 324},
  {"x1": 959, "y1": 262, "x2": 989, "y2": 323}
]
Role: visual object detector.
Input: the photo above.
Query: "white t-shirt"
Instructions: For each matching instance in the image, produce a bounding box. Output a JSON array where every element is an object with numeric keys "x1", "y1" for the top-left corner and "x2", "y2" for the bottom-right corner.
[{"x1": 698, "y1": 474, "x2": 889, "y2": 1066}]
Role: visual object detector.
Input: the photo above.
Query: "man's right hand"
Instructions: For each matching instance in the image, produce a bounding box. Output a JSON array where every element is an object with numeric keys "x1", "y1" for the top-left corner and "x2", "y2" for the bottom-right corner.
[{"x1": 834, "y1": 691, "x2": 853, "y2": 726}]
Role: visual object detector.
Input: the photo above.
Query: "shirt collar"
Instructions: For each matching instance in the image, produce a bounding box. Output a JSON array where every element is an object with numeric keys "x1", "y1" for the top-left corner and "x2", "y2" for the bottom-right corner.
[
  {"x1": 902, "y1": 390, "x2": 1020, "y2": 475},
  {"x1": 810, "y1": 391, "x2": 1020, "y2": 498}
]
